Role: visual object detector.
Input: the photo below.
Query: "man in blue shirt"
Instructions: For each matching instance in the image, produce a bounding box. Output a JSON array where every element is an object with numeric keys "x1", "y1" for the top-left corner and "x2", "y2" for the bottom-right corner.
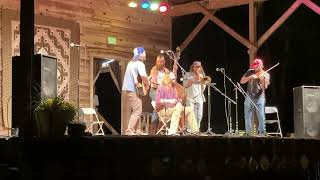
[{"x1": 122, "y1": 47, "x2": 150, "y2": 135}]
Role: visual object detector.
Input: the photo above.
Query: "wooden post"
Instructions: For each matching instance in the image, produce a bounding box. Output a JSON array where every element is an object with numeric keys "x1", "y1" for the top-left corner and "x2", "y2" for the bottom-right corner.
[
  {"x1": 20, "y1": 0, "x2": 35, "y2": 138},
  {"x1": 19, "y1": 1, "x2": 35, "y2": 179},
  {"x1": 121, "y1": 61, "x2": 129, "y2": 135},
  {"x1": 249, "y1": 1, "x2": 257, "y2": 63}
]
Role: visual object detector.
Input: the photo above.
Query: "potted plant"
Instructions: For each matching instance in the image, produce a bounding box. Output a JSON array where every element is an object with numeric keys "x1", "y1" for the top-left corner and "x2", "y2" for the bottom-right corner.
[{"x1": 34, "y1": 96, "x2": 76, "y2": 137}]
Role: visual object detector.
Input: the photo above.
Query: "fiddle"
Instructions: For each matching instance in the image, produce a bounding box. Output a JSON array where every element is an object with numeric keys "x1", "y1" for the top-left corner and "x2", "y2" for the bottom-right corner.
[
  {"x1": 251, "y1": 70, "x2": 268, "y2": 80},
  {"x1": 251, "y1": 62, "x2": 280, "y2": 80},
  {"x1": 240, "y1": 63, "x2": 279, "y2": 85}
]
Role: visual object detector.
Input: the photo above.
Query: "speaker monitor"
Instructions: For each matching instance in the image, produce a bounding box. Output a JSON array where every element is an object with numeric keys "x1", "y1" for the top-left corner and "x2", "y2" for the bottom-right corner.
[
  {"x1": 293, "y1": 86, "x2": 320, "y2": 138},
  {"x1": 12, "y1": 54, "x2": 57, "y2": 128}
]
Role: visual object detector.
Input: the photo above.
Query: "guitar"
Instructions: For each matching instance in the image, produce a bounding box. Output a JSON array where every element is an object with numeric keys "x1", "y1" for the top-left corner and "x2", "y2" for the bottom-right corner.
[{"x1": 136, "y1": 75, "x2": 148, "y2": 96}]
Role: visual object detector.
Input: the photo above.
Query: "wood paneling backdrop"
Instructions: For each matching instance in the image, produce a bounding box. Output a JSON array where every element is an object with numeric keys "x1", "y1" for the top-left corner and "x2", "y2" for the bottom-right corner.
[{"x1": 0, "y1": 0, "x2": 171, "y2": 133}]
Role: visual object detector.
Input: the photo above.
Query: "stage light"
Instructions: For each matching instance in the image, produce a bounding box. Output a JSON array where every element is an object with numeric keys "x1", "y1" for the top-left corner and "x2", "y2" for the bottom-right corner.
[
  {"x1": 128, "y1": 1, "x2": 138, "y2": 8},
  {"x1": 159, "y1": 2, "x2": 169, "y2": 13},
  {"x1": 150, "y1": 2, "x2": 159, "y2": 11},
  {"x1": 141, "y1": 1, "x2": 150, "y2": 9}
]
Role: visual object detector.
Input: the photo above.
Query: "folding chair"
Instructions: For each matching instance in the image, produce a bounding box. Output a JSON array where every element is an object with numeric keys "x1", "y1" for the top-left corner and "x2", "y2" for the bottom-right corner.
[
  {"x1": 80, "y1": 108, "x2": 105, "y2": 136},
  {"x1": 265, "y1": 106, "x2": 283, "y2": 137},
  {"x1": 151, "y1": 101, "x2": 171, "y2": 135},
  {"x1": 152, "y1": 101, "x2": 185, "y2": 135}
]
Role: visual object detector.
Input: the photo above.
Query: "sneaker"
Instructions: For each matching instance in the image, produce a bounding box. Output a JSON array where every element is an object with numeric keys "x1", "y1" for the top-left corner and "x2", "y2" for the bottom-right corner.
[
  {"x1": 125, "y1": 130, "x2": 136, "y2": 135},
  {"x1": 191, "y1": 131, "x2": 200, "y2": 136},
  {"x1": 169, "y1": 133, "x2": 180, "y2": 136},
  {"x1": 168, "y1": 131, "x2": 179, "y2": 136},
  {"x1": 136, "y1": 130, "x2": 148, "y2": 136},
  {"x1": 256, "y1": 133, "x2": 267, "y2": 137}
]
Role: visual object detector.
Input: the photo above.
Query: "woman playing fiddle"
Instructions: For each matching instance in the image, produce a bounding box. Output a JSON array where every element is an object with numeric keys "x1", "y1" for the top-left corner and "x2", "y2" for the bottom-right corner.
[{"x1": 240, "y1": 58, "x2": 270, "y2": 136}]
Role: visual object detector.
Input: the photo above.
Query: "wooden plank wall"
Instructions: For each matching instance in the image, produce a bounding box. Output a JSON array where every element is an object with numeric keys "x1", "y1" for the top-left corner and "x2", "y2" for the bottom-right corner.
[
  {"x1": 0, "y1": 0, "x2": 171, "y2": 129},
  {"x1": 0, "y1": 8, "x2": 3, "y2": 127}
]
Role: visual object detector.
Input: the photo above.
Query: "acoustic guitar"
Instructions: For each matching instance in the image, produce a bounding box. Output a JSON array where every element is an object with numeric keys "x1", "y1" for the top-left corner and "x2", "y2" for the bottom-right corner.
[{"x1": 136, "y1": 75, "x2": 148, "y2": 96}]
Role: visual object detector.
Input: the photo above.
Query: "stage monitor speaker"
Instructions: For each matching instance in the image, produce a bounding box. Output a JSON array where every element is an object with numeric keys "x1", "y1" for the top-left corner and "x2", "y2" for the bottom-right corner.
[
  {"x1": 12, "y1": 54, "x2": 57, "y2": 128},
  {"x1": 293, "y1": 86, "x2": 320, "y2": 138}
]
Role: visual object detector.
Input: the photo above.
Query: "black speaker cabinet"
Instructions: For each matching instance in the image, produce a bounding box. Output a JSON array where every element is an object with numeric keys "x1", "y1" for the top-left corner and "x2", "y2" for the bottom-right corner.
[
  {"x1": 12, "y1": 54, "x2": 57, "y2": 128},
  {"x1": 293, "y1": 86, "x2": 320, "y2": 138}
]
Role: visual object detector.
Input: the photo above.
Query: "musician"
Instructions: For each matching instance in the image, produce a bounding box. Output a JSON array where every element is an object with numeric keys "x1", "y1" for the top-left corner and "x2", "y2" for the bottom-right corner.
[
  {"x1": 122, "y1": 47, "x2": 150, "y2": 135},
  {"x1": 149, "y1": 54, "x2": 178, "y2": 100},
  {"x1": 240, "y1": 58, "x2": 270, "y2": 136},
  {"x1": 156, "y1": 72, "x2": 199, "y2": 135},
  {"x1": 149, "y1": 54, "x2": 178, "y2": 133},
  {"x1": 183, "y1": 61, "x2": 206, "y2": 129}
]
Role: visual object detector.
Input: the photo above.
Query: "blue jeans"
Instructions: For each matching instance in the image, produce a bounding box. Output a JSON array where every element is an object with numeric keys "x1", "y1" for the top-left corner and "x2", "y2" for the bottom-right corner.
[
  {"x1": 188, "y1": 101, "x2": 203, "y2": 129},
  {"x1": 244, "y1": 96, "x2": 266, "y2": 134}
]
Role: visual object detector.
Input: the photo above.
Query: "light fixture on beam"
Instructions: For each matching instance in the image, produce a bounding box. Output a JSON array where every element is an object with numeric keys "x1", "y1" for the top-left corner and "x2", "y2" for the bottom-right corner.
[
  {"x1": 128, "y1": 1, "x2": 138, "y2": 8},
  {"x1": 129, "y1": 0, "x2": 170, "y2": 13},
  {"x1": 101, "y1": 59, "x2": 115, "y2": 68},
  {"x1": 141, "y1": 1, "x2": 150, "y2": 9},
  {"x1": 70, "y1": 43, "x2": 85, "y2": 47},
  {"x1": 159, "y1": 2, "x2": 169, "y2": 13},
  {"x1": 150, "y1": 2, "x2": 159, "y2": 11}
]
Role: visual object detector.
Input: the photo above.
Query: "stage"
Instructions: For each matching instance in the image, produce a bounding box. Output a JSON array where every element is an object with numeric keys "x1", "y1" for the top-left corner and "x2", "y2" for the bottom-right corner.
[{"x1": 0, "y1": 135, "x2": 320, "y2": 180}]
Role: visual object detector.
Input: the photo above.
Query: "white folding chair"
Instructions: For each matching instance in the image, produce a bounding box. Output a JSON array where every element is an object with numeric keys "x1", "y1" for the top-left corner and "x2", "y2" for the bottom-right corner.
[
  {"x1": 265, "y1": 106, "x2": 283, "y2": 137},
  {"x1": 80, "y1": 108, "x2": 105, "y2": 136},
  {"x1": 151, "y1": 101, "x2": 171, "y2": 135}
]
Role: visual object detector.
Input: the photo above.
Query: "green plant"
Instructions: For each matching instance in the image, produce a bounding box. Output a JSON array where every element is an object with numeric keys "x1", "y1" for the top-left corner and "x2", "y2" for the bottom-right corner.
[{"x1": 35, "y1": 96, "x2": 77, "y2": 119}]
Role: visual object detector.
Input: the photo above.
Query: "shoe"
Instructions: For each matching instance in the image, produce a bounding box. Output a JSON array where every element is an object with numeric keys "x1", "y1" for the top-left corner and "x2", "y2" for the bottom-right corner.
[
  {"x1": 168, "y1": 131, "x2": 179, "y2": 136},
  {"x1": 169, "y1": 133, "x2": 180, "y2": 136},
  {"x1": 256, "y1": 133, "x2": 267, "y2": 137},
  {"x1": 125, "y1": 130, "x2": 136, "y2": 135},
  {"x1": 136, "y1": 130, "x2": 148, "y2": 136},
  {"x1": 191, "y1": 131, "x2": 200, "y2": 136}
]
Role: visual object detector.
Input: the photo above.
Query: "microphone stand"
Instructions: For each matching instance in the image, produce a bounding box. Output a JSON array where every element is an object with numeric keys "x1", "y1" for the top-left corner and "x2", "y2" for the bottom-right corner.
[
  {"x1": 206, "y1": 83, "x2": 236, "y2": 135},
  {"x1": 217, "y1": 70, "x2": 239, "y2": 136},
  {"x1": 165, "y1": 50, "x2": 188, "y2": 134},
  {"x1": 236, "y1": 82, "x2": 260, "y2": 135},
  {"x1": 164, "y1": 50, "x2": 188, "y2": 77}
]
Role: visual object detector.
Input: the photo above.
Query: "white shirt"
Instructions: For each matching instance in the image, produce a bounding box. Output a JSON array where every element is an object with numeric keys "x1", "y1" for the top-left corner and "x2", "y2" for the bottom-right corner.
[
  {"x1": 122, "y1": 60, "x2": 147, "y2": 93},
  {"x1": 157, "y1": 71, "x2": 165, "y2": 85},
  {"x1": 184, "y1": 73, "x2": 206, "y2": 104}
]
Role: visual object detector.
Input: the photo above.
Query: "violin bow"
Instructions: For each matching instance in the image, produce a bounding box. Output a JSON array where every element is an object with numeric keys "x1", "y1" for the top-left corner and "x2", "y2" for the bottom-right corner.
[{"x1": 265, "y1": 62, "x2": 280, "y2": 73}]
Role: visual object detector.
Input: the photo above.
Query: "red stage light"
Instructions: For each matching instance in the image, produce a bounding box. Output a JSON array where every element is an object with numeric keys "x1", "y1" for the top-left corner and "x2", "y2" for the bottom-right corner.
[{"x1": 159, "y1": 2, "x2": 169, "y2": 13}]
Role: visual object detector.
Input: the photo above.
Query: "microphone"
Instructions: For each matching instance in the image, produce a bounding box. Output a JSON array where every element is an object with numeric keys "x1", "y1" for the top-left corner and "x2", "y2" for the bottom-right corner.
[
  {"x1": 216, "y1": 68, "x2": 224, "y2": 72},
  {"x1": 160, "y1": 50, "x2": 172, "y2": 53}
]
